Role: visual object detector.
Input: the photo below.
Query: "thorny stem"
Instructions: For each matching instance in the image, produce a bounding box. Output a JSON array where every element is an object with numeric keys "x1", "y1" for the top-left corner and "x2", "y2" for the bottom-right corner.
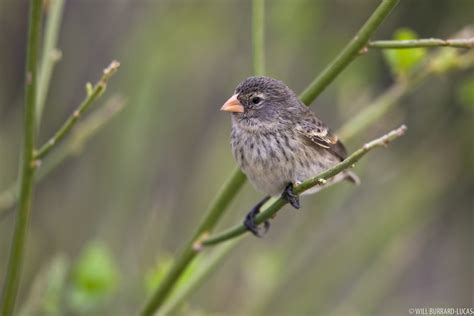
[
  {"x1": 1, "y1": 1, "x2": 42, "y2": 314},
  {"x1": 34, "y1": 61, "x2": 120, "y2": 160}
]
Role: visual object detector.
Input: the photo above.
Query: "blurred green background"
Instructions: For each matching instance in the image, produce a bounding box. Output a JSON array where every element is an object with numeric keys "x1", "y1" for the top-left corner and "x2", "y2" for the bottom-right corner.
[{"x1": 0, "y1": 0, "x2": 473, "y2": 315}]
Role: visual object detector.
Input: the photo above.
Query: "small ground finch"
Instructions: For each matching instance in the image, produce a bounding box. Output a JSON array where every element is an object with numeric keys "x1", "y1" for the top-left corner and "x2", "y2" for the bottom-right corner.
[{"x1": 221, "y1": 76, "x2": 358, "y2": 236}]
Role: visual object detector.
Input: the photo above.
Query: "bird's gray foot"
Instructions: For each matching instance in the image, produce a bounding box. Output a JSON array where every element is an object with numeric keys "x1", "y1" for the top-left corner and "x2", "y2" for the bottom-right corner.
[
  {"x1": 244, "y1": 196, "x2": 271, "y2": 237},
  {"x1": 282, "y1": 183, "x2": 300, "y2": 209}
]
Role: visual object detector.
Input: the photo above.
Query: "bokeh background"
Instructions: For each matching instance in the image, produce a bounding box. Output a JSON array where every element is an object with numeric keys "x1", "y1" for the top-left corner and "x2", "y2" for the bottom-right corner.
[{"x1": 1, "y1": 0, "x2": 473, "y2": 315}]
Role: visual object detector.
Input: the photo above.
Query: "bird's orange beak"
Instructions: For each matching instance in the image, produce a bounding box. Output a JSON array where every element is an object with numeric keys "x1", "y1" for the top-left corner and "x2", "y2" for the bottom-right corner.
[{"x1": 220, "y1": 94, "x2": 244, "y2": 113}]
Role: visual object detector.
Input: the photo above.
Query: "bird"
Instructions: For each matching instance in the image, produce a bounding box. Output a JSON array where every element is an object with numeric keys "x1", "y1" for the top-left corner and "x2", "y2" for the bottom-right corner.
[{"x1": 220, "y1": 76, "x2": 358, "y2": 237}]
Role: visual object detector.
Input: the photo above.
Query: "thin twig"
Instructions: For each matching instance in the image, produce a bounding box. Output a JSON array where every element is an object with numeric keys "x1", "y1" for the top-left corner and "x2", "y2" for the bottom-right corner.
[
  {"x1": 0, "y1": 96, "x2": 126, "y2": 217},
  {"x1": 339, "y1": 36, "x2": 474, "y2": 140},
  {"x1": 299, "y1": 0, "x2": 399, "y2": 105},
  {"x1": 1, "y1": 1, "x2": 42, "y2": 314},
  {"x1": 34, "y1": 60, "x2": 120, "y2": 160},
  {"x1": 201, "y1": 125, "x2": 407, "y2": 247},
  {"x1": 36, "y1": 0, "x2": 65, "y2": 125},
  {"x1": 368, "y1": 37, "x2": 474, "y2": 49}
]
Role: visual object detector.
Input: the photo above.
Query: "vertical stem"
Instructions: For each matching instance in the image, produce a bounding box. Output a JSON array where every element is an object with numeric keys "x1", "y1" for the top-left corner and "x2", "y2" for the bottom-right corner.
[
  {"x1": 36, "y1": 0, "x2": 65, "y2": 126},
  {"x1": 252, "y1": 0, "x2": 265, "y2": 75},
  {"x1": 299, "y1": 0, "x2": 399, "y2": 105},
  {"x1": 1, "y1": 0, "x2": 42, "y2": 314}
]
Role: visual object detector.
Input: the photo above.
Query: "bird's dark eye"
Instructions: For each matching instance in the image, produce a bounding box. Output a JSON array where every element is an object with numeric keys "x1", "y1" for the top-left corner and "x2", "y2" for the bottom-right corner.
[{"x1": 251, "y1": 96, "x2": 262, "y2": 104}]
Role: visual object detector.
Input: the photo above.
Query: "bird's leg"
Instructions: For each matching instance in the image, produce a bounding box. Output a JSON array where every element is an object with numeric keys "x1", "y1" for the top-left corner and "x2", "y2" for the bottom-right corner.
[
  {"x1": 244, "y1": 195, "x2": 271, "y2": 237},
  {"x1": 281, "y1": 183, "x2": 300, "y2": 209}
]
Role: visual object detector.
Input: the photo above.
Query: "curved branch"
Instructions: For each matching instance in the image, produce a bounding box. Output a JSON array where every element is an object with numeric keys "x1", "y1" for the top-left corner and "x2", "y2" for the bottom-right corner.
[{"x1": 201, "y1": 125, "x2": 407, "y2": 247}]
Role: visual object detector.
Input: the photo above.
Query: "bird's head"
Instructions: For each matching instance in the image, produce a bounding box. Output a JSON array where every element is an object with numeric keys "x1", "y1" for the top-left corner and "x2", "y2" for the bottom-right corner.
[{"x1": 220, "y1": 76, "x2": 300, "y2": 130}]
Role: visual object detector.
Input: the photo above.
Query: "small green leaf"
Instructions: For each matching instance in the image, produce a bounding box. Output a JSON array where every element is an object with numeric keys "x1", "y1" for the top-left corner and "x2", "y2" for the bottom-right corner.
[
  {"x1": 457, "y1": 75, "x2": 474, "y2": 110},
  {"x1": 383, "y1": 28, "x2": 427, "y2": 78},
  {"x1": 68, "y1": 240, "x2": 119, "y2": 313}
]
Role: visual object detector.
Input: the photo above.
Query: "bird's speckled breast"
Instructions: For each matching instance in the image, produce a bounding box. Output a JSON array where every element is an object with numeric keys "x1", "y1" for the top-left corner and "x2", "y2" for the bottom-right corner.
[{"x1": 231, "y1": 125, "x2": 337, "y2": 196}]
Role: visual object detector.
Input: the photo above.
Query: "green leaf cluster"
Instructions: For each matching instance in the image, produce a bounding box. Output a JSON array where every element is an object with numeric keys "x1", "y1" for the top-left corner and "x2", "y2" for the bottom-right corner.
[{"x1": 68, "y1": 240, "x2": 119, "y2": 313}]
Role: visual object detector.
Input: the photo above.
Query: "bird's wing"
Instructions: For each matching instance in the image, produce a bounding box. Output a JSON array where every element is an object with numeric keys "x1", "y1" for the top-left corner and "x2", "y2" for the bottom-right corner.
[{"x1": 295, "y1": 112, "x2": 348, "y2": 161}]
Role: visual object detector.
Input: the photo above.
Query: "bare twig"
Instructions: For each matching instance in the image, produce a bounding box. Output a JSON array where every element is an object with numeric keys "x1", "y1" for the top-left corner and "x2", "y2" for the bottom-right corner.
[
  {"x1": 368, "y1": 37, "x2": 474, "y2": 49},
  {"x1": 34, "y1": 60, "x2": 120, "y2": 160},
  {"x1": 340, "y1": 33, "x2": 474, "y2": 140},
  {"x1": 0, "y1": 96, "x2": 126, "y2": 217}
]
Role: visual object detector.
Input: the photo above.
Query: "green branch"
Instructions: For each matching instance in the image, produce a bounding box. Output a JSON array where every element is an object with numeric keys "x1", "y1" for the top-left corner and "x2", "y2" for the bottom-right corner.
[
  {"x1": 299, "y1": 0, "x2": 399, "y2": 105},
  {"x1": 339, "y1": 34, "x2": 474, "y2": 140},
  {"x1": 36, "y1": 0, "x2": 65, "y2": 125},
  {"x1": 1, "y1": 1, "x2": 42, "y2": 314},
  {"x1": 0, "y1": 96, "x2": 126, "y2": 217},
  {"x1": 252, "y1": 0, "x2": 265, "y2": 75},
  {"x1": 157, "y1": 240, "x2": 238, "y2": 316},
  {"x1": 368, "y1": 37, "x2": 474, "y2": 49},
  {"x1": 201, "y1": 125, "x2": 407, "y2": 247},
  {"x1": 34, "y1": 60, "x2": 120, "y2": 160},
  {"x1": 139, "y1": 168, "x2": 247, "y2": 316}
]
